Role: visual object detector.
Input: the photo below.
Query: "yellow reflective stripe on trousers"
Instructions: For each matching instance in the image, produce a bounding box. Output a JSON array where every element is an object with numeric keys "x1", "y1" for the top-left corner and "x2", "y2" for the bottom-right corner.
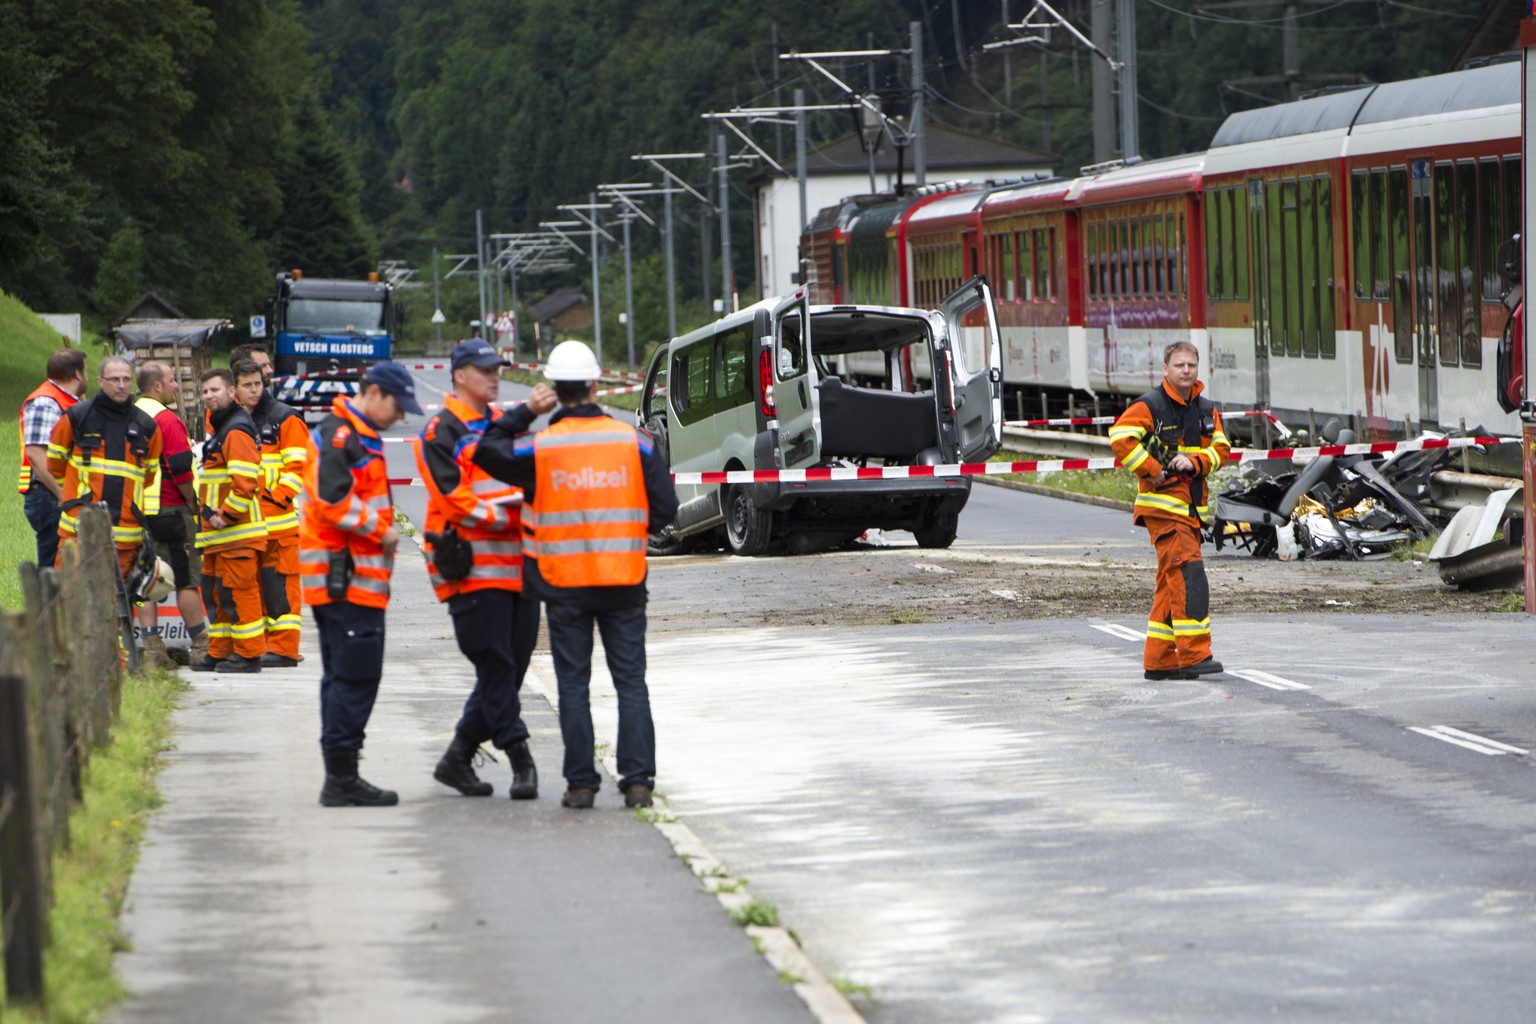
[
  {"x1": 1172, "y1": 617, "x2": 1211, "y2": 637},
  {"x1": 1145, "y1": 621, "x2": 1176, "y2": 642}
]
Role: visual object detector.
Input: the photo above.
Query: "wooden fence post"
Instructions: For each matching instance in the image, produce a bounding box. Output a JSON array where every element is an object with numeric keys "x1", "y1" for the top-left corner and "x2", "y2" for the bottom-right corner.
[
  {"x1": 0, "y1": 665, "x2": 47, "y2": 1009},
  {"x1": 15, "y1": 563, "x2": 67, "y2": 867}
]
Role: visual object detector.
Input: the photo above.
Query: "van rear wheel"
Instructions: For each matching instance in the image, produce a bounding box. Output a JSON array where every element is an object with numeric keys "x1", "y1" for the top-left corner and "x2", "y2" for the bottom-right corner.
[
  {"x1": 913, "y1": 511, "x2": 958, "y2": 549},
  {"x1": 724, "y1": 485, "x2": 772, "y2": 556}
]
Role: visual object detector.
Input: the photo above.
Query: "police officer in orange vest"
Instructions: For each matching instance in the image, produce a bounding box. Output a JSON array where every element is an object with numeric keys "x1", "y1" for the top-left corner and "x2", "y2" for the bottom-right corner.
[
  {"x1": 1109, "y1": 341, "x2": 1231, "y2": 681},
  {"x1": 474, "y1": 341, "x2": 678, "y2": 810},
  {"x1": 415, "y1": 339, "x2": 558, "y2": 799},
  {"x1": 299, "y1": 362, "x2": 422, "y2": 807}
]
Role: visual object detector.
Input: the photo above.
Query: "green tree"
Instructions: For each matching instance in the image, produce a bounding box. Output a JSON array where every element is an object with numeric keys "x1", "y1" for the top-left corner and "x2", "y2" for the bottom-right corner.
[
  {"x1": 91, "y1": 223, "x2": 147, "y2": 320},
  {"x1": 273, "y1": 91, "x2": 377, "y2": 278}
]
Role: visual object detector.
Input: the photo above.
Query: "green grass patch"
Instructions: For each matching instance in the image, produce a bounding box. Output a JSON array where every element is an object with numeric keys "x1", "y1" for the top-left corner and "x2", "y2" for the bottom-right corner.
[
  {"x1": 829, "y1": 975, "x2": 877, "y2": 1007},
  {"x1": 1, "y1": 666, "x2": 185, "y2": 1022},
  {"x1": 987, "y1": 447, "x2": 1140, "y2": 503},
  {"x1": 727, "y1": 897, "x2": 781, "y2": 928},
  {"x1": 1389, "y1": 533, "x2": 1439, "y2": 562},
  {"x1": 1495, "y1": 591, "x2": 1527, "y2": 613},
  {"x1": 887, "y1": 608, "x2": 926, "y2": 625}
]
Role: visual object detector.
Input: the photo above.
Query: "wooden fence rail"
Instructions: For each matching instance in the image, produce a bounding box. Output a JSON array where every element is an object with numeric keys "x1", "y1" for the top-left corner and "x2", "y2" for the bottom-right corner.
[{"x1": 0, "y1": 505, "x2": 136, "y2": 1011}]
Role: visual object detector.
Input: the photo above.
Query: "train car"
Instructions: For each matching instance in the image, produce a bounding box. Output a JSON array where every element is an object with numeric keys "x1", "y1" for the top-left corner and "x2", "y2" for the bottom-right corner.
[{"x1": 1203, "y1": 60, "x2": 1519, "y2": 437}]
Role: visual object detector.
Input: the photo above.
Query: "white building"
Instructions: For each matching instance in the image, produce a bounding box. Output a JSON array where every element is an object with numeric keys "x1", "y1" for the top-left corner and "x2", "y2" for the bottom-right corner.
[{"x1": 751, "y1": 124, "x2": 1053, "y2": 301}]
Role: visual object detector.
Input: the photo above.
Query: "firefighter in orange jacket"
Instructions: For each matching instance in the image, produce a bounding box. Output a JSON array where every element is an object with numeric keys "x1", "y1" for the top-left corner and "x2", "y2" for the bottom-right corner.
[
  {"x1": 1109, "y1": 341, "x2": 1231, "y2": 681},
  {"x1": 235, "y1": 358, "x2": 311, "y2": 668},
  {"x1": 47, "y1": 355, "x2": 162, "y2": 580},
  {"x1": 473, "y1": 341, "x2": 678, "y2": 811},
  {"x1": 299, "y1": 362, "x2": 421, "y2": 807},
  {"x1": 192, "y1": 368, "x2": 267, "y2": 673},
  {"x1": 20, "y1": 348, "x2": 86, "y2": 569}
]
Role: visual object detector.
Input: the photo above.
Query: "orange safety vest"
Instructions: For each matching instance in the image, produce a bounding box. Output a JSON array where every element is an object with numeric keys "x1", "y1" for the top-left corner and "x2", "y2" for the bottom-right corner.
[
  {"x1": 197, "y1": 405, "x2": 267, "y2": 553},
  {"x1": 47, "y1": 396, "x2": 162, "y2": 548},
  {"x1": 413, "y1": 394, "x2": 526, "y2": 601},
  {"x1": 17, "y1": 380, "x2": 79, "y2": 493},
  {"x1": 298, "y1": 397, "x2": 395, "y2": 609},
  {"x1": 525, "y1": 416, "x2": 648, "y2": 589},
  {"x1": 1109, "y1": 378, "x2": 1230, "y2": 527},
  {"x1": 249, "y1": 392, "x2": 312, "y2": 538}
]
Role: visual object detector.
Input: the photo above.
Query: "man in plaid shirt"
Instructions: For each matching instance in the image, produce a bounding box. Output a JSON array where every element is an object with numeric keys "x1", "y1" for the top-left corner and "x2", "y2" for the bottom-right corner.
[{"x1": 17, "y1": 348, "x2": 87, "y2": 568}]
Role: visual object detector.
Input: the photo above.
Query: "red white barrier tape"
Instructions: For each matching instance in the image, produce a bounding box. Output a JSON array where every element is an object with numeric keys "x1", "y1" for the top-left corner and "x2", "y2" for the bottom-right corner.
[
  {"x1": 596, "y1": 383, "x2": 645, "y2": 397},
  {"x1": 1004, "y1": 409, "x2": 1292, "y2": 437},
  {"x1": 383, "y1": 435, "x2": 1513, "y2": 487}
]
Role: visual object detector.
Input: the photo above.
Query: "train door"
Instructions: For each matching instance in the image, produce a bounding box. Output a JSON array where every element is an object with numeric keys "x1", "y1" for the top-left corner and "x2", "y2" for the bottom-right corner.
[
  {"x1": 1409, "y1": 159, "x2": 1438, "y2": 426},
  {"x1": 1247, "y1": 179, "x2": 1272, "y2": 408}
]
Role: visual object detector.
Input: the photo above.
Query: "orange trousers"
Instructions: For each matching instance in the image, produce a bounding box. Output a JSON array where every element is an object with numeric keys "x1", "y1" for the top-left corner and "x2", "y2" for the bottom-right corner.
[
  {"x1": 1143, "y1": 518, "x2": 1213, "y2": 672},
  {"x1": 260, "y1": 533, "x2": 302, "y2": 660},
  {"x1": 202, "y1": 548, "x2": 267, "y2": 660}
]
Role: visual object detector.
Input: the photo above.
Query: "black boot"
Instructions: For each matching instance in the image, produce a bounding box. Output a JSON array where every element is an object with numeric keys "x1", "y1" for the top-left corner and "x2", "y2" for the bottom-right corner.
[
  {"x1": 433, "y1": 732, "x2": 493, "y2": 797},
  {"x1": 507, "y1": 739, "x2": 538, "y2": 800},
  {"x1": 320, "y1": 748, "x2": 398, "y2": 807}
]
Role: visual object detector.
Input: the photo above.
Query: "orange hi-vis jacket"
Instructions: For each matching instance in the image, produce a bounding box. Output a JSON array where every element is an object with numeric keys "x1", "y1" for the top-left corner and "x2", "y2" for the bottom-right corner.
[
  {"x1": 1109, "y1": 378, "x2": 1230, "y2": 527},
  {"x1": 525, "y1": 415, "x2": 649, "y2": 588},
  {"x1": 47, "y1": 395, "x2": 162, "y2": 548},
  {"x1": 197, "y1": 405, "x2": 266, "y2": 554},
  {"x1": 299, "y1": 396, "x2": 395, "y2": 609},
  {"x1": 413, "y1": 394, "x2": 526, "y2": 601},
  {"x1": 18, "y1": 379, "x2": 79, "y2": 493},
  {"x1": 249, "y1": 391, "x2": 311, "y2": 538}
]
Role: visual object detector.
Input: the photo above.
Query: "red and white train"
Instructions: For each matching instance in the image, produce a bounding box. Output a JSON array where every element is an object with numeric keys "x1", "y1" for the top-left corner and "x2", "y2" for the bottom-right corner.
[{"x1": 800, "y1": 60, "x2": 1524, "y2": 439}]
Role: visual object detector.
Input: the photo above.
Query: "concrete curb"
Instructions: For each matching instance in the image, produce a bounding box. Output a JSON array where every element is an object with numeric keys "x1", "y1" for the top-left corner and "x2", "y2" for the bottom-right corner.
[{"x1": 976, "y1": 473, "x2": 1135, "y2": 513}]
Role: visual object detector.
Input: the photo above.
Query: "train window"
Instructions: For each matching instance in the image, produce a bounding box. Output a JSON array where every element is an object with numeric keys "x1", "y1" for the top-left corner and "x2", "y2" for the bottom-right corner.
[
  {"x1": 1434, "y1": 163, "x2": 1458, "y2": 367},
  {"x1": 1300, "y1": 178, "x2": 1319, "y2": 357},
  {"x1": 1214, "y1": 190, "x2": 1232, "y2": 300},
  {"x1": 1036, "y1": 228, "x2": 1053, "y2": 302},
  {"x1": 1233, "y1": 189, "x2": 1249, "y2": 299},
  {"x1": 1457, "y1": 161, "x2": 1479, "y2": 367},
  {"x1": 1502, "y1": 156, "x2": 1521, "y2": 261},
  {"x1": 1149, "y1": 216, "x2": 1163, "y2": 297},
  {"x1": 1205, "y1": 191, "x2": 1222, "y2": 299},
  {"x1": 1179, "y1": 212, "x2": 1189, "y2": 299},
  {"x1": 1318, "y1": 176, "x2": 1335, "y2": 358},
  {"x1": 1370, "y1": 170, "x2": 1389, "y2": 301},
  {"x1": 1351, "y1": 171, "x2": 1370, "y2": 301},
  {"x1": 1283, "y1": 180, "x2": 1303, "y2": 357},
  {"x1": 1480, "y1": 160, "x2": 1502, "y2": 302},
  {"x1": 1267, "y1": 181, "x2": 1286, "y2": 357},
  {"x1": 1124, "y1": 217, "x2": 1138, "y2": 298},
  {"x1": 1389, "y1": 167, "x2": 1412, "y2": 362},
  {"x1": 1093, "y1": 221, "x2": 1106, "y2": 298},
  {"x1": 1000, "y1": 233, "x2": 1016, "y2": 302}
]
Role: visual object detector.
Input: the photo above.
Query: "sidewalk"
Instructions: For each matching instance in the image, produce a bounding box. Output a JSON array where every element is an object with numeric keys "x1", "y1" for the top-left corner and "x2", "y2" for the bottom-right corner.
[{"x1": 110, "y1": 553, "x2": 818, "y2": 1024}]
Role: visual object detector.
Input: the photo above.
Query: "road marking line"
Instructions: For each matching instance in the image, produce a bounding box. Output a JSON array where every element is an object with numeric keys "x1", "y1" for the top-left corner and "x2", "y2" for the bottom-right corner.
[
  {"x1": 1230, "y1": 669, "x2": 1311, "y2": 691},
  {"x1": 1409, "y1": 725, "x2": 1528, "y2": 757},
  {"x1": 1090, "y1": 623, "x2": 1144, "y2": 643}
]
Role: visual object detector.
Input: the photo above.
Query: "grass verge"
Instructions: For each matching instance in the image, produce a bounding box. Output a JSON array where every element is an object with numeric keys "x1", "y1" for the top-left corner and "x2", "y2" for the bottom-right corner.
[
  {"x1": 987, "y1": 447, "x2": 1140, "y2": 504},
  {"x1": 500, "y1": 367, "x2": 642, "y2": 414},
  {"x1": 1, "y1": 667, "x2": 185, "y2": 1022}
]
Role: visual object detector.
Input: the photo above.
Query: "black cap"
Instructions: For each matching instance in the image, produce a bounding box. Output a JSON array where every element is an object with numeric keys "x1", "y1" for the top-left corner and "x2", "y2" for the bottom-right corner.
[
  {"x1": 362, "y1": 361, "x2": 424, "y2": 415},
  {"x1": 451, "y1": 338, "x2": 510, "y2": 372}
]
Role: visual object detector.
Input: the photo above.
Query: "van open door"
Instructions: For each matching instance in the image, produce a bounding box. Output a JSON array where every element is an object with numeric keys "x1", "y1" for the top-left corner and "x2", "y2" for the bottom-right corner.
[
  {"x1": 771, "y1": 291, "x2": 820, "y2": 468},
  {"x1": 940, "y1": 276, "x2": 1004, "y2": 461}
]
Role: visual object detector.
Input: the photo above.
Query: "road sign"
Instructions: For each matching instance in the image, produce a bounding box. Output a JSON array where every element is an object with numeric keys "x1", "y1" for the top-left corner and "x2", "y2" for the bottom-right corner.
[
  {"x1": 431, "y1": 308, "x2": 446, "y2": 324},
  {"x1": 249, "y1": 315, "x2": 267, "y2": 339}
]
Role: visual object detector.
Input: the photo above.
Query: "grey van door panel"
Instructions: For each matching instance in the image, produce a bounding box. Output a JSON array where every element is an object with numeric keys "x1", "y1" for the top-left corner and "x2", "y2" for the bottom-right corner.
[
  {"x1": 940, "y1": 276, "x2": 1004, "y2": 462},
  {"x1": 772, "y1": 291, "x2": 819, "y2": 468}
]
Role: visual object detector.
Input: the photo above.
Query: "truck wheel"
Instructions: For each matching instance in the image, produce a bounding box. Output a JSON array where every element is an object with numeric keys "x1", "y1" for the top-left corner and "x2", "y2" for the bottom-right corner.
[
  {"x1": 724, "y1": 485, "x2": 772, "y2": 556},
  {"x1": 913, "y1": 511, "x2": 959, "y2": 549}
]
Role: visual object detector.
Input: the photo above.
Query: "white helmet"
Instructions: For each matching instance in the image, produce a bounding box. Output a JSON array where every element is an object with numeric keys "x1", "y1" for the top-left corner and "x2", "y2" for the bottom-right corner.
[
  {"x1": 544, "y1": 340, "x2": 601, "y2": 382},
  {"x1": 144, "y1": 557, "x2": 175, "y2": 603}
]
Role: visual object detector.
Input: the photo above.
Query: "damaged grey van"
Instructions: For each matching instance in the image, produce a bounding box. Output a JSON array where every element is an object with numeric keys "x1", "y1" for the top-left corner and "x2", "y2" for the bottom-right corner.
[{"x1": 638, "y1": 277, "x2": 1003, "y2": 555}]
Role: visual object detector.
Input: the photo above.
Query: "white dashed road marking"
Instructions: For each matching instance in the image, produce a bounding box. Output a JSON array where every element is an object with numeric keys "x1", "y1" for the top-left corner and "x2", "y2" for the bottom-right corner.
[
  {"x1": 1229, "y1": 669, "x2": 1311, "y2": 691},
  {"x1": 1091, "y1": 623, "x2": 1144, "y2": 643},
  {"x1": 1408, "y1": 726, "x2": 1529, "y2": 757}
]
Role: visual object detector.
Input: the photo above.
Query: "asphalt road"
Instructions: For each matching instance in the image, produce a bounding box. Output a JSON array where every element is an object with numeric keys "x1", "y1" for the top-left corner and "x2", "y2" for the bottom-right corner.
[{"x1": 370, "y1": 370, "x2": 1536, "y2": 1020}]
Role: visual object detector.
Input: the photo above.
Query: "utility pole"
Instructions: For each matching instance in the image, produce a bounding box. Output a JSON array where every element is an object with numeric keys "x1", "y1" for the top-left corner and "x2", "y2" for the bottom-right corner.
[
  {"x1": 1091, "y1": 0, "x2": 1115, "y2": 162},
  {"x1": 1198, "y1": 0, "x2": 1374, "y2": 104},
  {"x1": 664, "y1": 185, "x2": 677, "y2": 337},
  {"x1": 795, "y1": 86, "x2": 808, "y2": 235},
  {"x1": 431, "y1": 247, "x2": 442, "y2": 348},
  {"x1": 621, "y1": 213, "x2": 635, "y2": 368},
  {"x1": 633, "y1": 154, "x2": 713, "y2": 334},
  {"x1": 912, "y1": 21, "x2": 926, "y2": 187},
  {"x1": 718, "y1": 132, "x2": 732, "y2": 313},
  {"x1": 591, "y1": 191, "x2": 601, "y2": 354},
  {"x1": 475, "y1": 208, "x2": 487, "y2": 339},
  {"x1": 1116, "y1": 0, "x2": 1138, "y2": 161}
]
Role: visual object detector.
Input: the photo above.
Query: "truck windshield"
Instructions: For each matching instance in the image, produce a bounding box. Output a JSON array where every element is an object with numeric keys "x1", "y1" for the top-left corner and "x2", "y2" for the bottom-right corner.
[{"x1": 286, "y1": 298, "x2": 386, "y2": 335}]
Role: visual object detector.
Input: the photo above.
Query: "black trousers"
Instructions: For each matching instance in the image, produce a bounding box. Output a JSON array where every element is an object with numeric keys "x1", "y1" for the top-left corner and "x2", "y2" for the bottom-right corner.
[
  {"x1": 448, "y1": 588, "x2": 539, "y2": 750},
  {"x1": 314, "y1": 601, "x2": 386, "y2": 751}
]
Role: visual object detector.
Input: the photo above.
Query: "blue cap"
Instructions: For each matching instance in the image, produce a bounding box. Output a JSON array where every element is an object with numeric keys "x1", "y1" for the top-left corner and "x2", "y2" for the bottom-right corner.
[
  {"x1": 362, "y1": 361, "x2": 424, "y2": 415},
  {"x1": 451, "y1": 338, "x2": 510, "y2": 372}
]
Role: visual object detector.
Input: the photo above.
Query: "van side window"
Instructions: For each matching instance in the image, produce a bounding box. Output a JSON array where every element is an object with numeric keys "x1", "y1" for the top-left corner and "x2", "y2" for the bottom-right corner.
[
  {"x1": 672, "y1": 339, "x2": 713, "y2": 426},
  {"x1": 777, "y1": 311, "x2": 805, "y2": 378},
  {"x1": 716, "y1": 325, "x2": 751, "y2": 406}
]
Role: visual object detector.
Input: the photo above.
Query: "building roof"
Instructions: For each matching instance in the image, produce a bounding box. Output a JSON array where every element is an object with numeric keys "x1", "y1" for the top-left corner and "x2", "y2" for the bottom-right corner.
[
  {"x1": 529, "y1": 286, "x2": 589, "y2": 322},
  {"x1": 114, "y1": 291, "x2": 188, "y2": 326},
  {"x1": 753, "y1": 123, "x2": 1052, "y2": 182}
]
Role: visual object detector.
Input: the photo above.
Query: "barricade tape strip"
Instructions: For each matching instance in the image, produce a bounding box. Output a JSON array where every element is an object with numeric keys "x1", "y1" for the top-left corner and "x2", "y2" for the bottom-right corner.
[
  {"x1": 1003, "y1": 409, "x2": 1292, "y2": 437},
  {"x1": 381, "y1": 435, "x2": 1513, "y2": 487}
]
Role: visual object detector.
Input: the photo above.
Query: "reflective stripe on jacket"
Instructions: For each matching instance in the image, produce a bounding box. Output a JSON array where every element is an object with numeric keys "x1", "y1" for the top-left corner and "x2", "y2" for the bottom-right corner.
[
  {"x1": 250, "y1": 392, "x2": 312, "y2": 536},
  {"x1": 47, "y1": 396, "x2": 162, "y2": 547},
  {"x1": 18, "y1": 380, "x2": 79, "y2": 493},
  {"x1": 525, "y1": 416, "x2": 648, "y2": 589},
  {"x1": 414, "y1": 394, "x2": 525, "y2": 601},
  {"x1": 197, "y1": 405, "x2": 266, "y2": 553},
  {"x1": 1109, "y1": 378, "x2": 1229, "y2": 527},
  {"x1": 299, "y1": 397, "x2": 395, "y2": 609}
]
